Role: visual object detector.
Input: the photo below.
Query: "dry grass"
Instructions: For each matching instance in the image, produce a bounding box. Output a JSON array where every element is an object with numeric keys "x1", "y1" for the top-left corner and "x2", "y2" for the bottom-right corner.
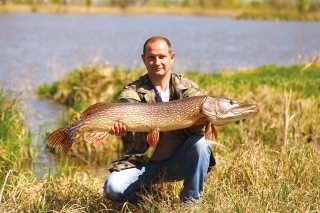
[{"x1": 1, "y1": 139, "x2": 319, "y2": 212}]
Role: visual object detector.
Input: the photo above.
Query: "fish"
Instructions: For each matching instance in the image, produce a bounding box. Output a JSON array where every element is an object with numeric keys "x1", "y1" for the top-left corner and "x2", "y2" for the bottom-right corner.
[{"x1": 47, "y1": 95, "x2": 259, "y2": 158}]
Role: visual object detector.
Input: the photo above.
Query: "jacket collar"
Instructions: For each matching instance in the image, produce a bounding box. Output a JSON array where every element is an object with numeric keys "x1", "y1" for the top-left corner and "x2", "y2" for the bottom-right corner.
[{"x1": 136, "y1": 73, "x2": 187, "y2": 102}]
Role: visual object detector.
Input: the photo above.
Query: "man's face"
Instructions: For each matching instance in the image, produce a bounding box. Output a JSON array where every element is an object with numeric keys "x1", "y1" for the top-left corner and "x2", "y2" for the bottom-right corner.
[{"x1": 141, "y1": 40, "x2": 175, "y2": 78}]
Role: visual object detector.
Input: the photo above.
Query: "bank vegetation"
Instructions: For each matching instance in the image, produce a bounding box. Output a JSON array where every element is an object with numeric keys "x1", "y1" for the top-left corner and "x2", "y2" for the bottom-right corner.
[{"x1": 1, "y1": 0, "x2": 320, "y2": 21}]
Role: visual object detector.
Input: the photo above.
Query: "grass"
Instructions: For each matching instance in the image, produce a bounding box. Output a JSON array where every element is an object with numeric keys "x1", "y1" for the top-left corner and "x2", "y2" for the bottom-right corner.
[
  {"x1": 1, "y1": 61, "x2": 320, "y2": 212},
  {"x1": 238, "y1": 11, "x2": 304, "y2": 21},
  {"x1": 0, "y1": 90, "x2": 33, "y2": 179}
]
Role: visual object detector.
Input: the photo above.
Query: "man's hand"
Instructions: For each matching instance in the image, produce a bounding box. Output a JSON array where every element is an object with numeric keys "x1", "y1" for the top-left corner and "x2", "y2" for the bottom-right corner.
[{"x1": 109, "y1": 122, "x2": 127, "y2": 136}]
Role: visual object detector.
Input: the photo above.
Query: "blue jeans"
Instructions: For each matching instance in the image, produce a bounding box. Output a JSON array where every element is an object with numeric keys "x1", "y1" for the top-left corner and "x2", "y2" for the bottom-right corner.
[{"x1": 103, "y1": 133, "x2": 212, "y2": 203}]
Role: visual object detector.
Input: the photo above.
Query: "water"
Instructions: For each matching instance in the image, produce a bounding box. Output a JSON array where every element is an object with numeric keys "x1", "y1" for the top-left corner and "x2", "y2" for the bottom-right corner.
[{"x1": 1, "y1": 12, "x2": 319, "y2": 176}]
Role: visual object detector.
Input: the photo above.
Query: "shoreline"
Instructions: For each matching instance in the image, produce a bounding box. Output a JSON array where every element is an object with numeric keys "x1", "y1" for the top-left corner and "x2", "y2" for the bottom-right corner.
[
  {"x1": 0, "y1": 4, "x2": 240, "y2": 17},
  {"x1": 1, "y1": 4, "x2": 319, "y2": 21}
]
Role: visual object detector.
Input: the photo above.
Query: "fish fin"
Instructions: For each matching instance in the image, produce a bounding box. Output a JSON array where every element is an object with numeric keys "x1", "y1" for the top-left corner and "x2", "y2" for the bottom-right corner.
[
  {"x1": 204, "y1": 122, "x2": 211, "y2": 140},
  {"x1": 83, "y1": 131, "x2": 109, "y2": 146},
  {"x1": 80, "y1": 102, "x2": 109, "y2": 119},
  {"x1": 204, "y1": 122, "x2": 218, "y2": 140},
  {"x1": 61, "y1": 139, "x2": 74, "y2": 159},
  {"x1": 147, "y1": 129, "x2": 159, "y2": 148},
  {"x1": 47, "y1": 126, "x2": 74, "y2": 159},
  {"x1": 47, "y1": 127, "x2": 66, "y2": 146},
  {"x1": 211, "y1": 123, "x2": 218, "y2": 140}
]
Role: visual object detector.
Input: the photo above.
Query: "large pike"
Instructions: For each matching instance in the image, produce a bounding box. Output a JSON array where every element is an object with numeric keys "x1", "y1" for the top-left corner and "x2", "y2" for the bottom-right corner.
[{"x1": 47, "y1": 95, "x2": 259, "y2": 158}]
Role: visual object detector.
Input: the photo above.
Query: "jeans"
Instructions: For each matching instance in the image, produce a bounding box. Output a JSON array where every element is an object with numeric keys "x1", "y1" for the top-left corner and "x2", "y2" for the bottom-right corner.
[{"x1": 103, "y1": 133, "x2": 212, "y2": 203}]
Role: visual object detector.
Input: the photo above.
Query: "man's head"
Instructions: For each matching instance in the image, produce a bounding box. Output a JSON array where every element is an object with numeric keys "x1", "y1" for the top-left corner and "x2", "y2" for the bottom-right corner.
[
  {"x1": 141, "y1": 36, "x2": 175, "y2": 80},
  {"x1": 142, "y1": 36, "x2": 173, "y2": 55}
]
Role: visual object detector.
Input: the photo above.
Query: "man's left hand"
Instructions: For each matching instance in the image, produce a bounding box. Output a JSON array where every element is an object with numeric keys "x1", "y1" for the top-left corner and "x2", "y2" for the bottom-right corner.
[{"x1": 109, "y1": 122, "x2": 127, "y2": 136}]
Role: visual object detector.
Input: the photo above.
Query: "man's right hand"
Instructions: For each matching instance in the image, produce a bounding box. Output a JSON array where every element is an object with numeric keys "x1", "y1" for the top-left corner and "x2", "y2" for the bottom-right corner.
[{"x1": 109, "y1": 122, "x2": 127, "y2": 136}]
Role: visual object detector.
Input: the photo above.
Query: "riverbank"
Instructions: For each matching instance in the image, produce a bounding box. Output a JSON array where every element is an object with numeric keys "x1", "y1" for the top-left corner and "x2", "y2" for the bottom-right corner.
[{"x1": 1, "y1": 3, "x2": 320, "y2": 21}]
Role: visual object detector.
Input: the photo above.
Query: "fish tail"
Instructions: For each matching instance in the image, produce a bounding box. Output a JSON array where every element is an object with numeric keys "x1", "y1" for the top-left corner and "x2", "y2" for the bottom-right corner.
[{"x1": 47, "y1": 127, "x2": 74, "y2": 159}]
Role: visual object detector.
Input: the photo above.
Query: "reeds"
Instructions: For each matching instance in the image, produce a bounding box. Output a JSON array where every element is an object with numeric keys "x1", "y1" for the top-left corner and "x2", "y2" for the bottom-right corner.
[{"x1": 0, "y1": 90, "x2": 33, "y2": 177}]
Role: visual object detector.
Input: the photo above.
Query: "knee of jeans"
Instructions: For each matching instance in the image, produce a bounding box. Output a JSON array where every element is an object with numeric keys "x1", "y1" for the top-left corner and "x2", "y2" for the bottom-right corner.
[
  {"x1": 103, "y1": 178, "x2": 127, "y2": 201},
  {"x1": 194, "y1": 136, "x2": 211, "y2": 152}
]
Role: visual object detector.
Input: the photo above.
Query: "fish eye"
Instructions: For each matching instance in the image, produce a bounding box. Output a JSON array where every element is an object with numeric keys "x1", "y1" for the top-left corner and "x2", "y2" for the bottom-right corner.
[{"x1": 230, "y1": 100, "x2": 234, "y2": 105}]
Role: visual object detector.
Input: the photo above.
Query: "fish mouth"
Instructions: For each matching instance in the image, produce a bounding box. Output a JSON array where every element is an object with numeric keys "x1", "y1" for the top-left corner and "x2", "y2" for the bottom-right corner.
[
  {"x1": 229, "y1": 104, "x2": 259, "y2": 115},
  {"x1": 212, "y1": 103, "x2": 259, "y2": 126}
]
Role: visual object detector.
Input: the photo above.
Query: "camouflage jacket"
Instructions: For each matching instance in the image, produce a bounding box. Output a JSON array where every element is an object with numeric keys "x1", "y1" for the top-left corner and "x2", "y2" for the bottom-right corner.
[{"x1": 109, "y1": 73, "x2": 216, "y2": 172}]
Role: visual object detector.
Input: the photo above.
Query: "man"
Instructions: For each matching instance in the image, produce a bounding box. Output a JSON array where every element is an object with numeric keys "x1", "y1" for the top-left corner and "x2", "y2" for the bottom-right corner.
[{"x1": 104, "y1": 36, "x2": 215, "y2": 203}]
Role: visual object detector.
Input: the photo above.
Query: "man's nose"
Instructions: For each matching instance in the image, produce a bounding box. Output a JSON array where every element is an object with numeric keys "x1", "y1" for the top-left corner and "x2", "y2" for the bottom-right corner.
[{"x1": 155, "y1": 57, "x2": 161, "y2": 65}]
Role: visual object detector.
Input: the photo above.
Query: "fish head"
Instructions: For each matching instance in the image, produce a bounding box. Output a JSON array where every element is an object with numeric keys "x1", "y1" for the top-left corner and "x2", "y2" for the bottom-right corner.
[{"x1": 202, "y1": 96, "x2": 259, "y2": 126}]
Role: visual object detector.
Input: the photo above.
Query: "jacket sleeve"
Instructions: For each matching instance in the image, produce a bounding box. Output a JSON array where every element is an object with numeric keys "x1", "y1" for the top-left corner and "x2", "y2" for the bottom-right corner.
[{"x1": 177, "y1": 76, "x2": 202, "y2": 98}]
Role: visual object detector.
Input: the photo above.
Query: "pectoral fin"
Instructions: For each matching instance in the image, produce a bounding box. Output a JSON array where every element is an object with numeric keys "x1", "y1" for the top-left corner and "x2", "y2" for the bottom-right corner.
[
  {"x1": 205, "y1": 122, "x2": 218, "y2": 140},
  {"x1": 211, "y1": 124, "x2": 218, "y2": 140},
  {"x1": 83, "y1": 131, "x2": 109, "y2": 146},
  {"x1": 147, "y1": 129, "x2": 160, "y2": 148}
]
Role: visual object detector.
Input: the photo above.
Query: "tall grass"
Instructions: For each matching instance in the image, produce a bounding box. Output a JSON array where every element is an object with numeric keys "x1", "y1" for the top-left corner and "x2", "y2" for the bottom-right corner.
[
  {"x1": 0, "y1": 89, "x2": 35, "y2": 209},
  {"x1": 0, "y1": 90, "x2": 33, "y2": 178}
]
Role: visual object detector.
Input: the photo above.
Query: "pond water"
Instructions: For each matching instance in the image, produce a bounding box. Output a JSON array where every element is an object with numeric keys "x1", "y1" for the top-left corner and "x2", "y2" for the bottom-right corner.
[{"x1": 1, "y1": 12, "x2": 319, "y2": 176}]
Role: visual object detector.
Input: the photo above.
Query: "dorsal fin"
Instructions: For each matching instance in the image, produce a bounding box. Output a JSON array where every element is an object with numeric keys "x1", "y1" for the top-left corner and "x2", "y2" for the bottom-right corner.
[{"x1": 80, "y1": 102, "x2": 109, "y2": 119}]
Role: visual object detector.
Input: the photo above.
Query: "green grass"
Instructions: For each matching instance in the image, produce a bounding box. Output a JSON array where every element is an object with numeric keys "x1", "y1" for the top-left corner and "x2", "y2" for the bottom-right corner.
[
  {"x1": 184, "y1": 64, "x2": 320, "y2": 98},
  {"x1": 0, "y1": 90, "x2": 33, "y2": 177},
  {"x1": 238, "y1": 11, "x2": 305, "y2": 21}
]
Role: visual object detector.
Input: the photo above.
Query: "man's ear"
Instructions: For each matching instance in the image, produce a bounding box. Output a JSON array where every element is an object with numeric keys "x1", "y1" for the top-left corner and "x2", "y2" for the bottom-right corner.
[{"x1": 170, "y1": 52, "x2": 176, "y2": 60}]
